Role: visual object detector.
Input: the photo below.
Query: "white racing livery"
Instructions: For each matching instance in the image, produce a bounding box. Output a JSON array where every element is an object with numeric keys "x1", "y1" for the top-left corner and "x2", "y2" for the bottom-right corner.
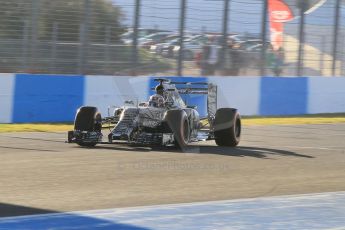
[{"x1": 68, "y1": 79, "x2": 241, "y2": 148}]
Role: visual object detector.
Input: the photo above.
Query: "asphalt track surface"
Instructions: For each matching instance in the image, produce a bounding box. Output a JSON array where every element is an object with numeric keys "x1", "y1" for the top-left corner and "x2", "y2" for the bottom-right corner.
[{"x1": 0, "y1": 124, "x2": 344, "y2": 218}]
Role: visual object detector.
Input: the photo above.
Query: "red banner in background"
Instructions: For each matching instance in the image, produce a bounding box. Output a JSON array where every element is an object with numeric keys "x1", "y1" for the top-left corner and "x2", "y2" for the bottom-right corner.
[
  {"x1": 269, "y1": 0, "x2": 294, "y2": 23},
  {"x1": 268, "y1": 0, "x2": 294, "y2": 50}
]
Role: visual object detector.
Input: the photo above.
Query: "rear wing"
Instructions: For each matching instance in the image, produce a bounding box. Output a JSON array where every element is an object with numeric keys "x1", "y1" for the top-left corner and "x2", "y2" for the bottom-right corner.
[{"x1": 171, "y1": 81, "x2": 217, "y2": 119}]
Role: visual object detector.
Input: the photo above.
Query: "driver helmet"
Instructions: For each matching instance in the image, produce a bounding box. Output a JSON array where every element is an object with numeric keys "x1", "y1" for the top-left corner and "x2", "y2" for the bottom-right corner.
[
  {"x1": 149, "y1": 94, "x2": 165, "y2": 108},
  {"x1": 155, "y1": 82, "x2": 164, "y2": 96}
]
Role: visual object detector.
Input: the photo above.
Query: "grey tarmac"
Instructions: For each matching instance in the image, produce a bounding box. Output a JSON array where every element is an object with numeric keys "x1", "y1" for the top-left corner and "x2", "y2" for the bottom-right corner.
[{"x1": 0, "y1": 123, "x2": 344, "y2": 217}]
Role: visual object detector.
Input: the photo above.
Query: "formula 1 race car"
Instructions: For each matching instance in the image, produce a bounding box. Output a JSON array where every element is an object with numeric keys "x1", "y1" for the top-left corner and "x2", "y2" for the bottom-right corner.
[{"x1": 67, "y1": 78, "x2": 241, "y2": 148}]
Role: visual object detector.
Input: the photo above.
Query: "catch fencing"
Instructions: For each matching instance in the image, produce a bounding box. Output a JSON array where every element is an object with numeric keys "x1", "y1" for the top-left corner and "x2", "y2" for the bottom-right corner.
[{"x1": 0, "y1": 0, "x2": 344, "y2": 76}]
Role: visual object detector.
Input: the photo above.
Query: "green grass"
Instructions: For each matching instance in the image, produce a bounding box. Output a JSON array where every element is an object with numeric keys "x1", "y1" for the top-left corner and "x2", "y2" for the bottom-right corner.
[{"x1": 1, "y1": 114, "x2": 344, "y2": 133}]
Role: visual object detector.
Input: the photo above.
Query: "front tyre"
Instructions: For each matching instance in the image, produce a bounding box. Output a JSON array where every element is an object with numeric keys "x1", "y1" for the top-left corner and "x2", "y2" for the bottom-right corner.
[
  {"x1": 214, "y1": 108, "x2": 241, "y2": 147},
  {"x1": 165, "y1": 110, "x2": 190, "y2": 149},
  {"x1": 74, "y1": 106, "x2": 102, "y2": 147}
]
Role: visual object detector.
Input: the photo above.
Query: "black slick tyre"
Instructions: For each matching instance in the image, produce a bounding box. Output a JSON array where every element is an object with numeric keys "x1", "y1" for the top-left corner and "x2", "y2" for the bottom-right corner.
[
  {"x1": 165, "y1": 110, "x2": 190, "y2": 149},
  {"x1": 74, "y1": 106, "x2": 102, "y2": 147},
  {"x1": 214, "y1": 108, "x2": 241, "y2": 147}
]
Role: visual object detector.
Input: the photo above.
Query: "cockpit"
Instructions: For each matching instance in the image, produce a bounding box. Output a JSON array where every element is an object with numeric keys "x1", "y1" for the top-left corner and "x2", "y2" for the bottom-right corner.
[{"x1": 148, "y1": 94, "x2": 165, "y2": 108}]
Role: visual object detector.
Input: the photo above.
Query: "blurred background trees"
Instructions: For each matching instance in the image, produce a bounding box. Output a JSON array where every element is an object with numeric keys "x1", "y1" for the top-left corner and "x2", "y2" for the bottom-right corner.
[{"x1": 0, "y1": 0, "x2": 124, "y2": 42}]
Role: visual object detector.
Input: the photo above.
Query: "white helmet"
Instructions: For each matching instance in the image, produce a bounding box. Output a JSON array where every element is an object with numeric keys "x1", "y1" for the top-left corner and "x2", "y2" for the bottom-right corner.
[{"x1": 149, "y1": 94, "x2": 165, "y2": 107}]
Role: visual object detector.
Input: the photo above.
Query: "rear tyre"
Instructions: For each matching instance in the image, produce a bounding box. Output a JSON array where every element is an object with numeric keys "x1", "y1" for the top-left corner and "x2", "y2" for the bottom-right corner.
[
  {"x1": 214, "y1": 108, "x2": 241, "y2": 147},
  {"x1": 165, "y1": 110, "x2": 190, "y2": 149},
  {"x1": 74, "y1": 106, "x2": 102, "y2": 147}
]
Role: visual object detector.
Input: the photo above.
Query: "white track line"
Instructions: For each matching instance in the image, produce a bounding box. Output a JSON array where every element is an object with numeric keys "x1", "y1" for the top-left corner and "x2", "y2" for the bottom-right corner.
[{"x1": 1, "y1": 191, "x2": 345, "y2": 230}]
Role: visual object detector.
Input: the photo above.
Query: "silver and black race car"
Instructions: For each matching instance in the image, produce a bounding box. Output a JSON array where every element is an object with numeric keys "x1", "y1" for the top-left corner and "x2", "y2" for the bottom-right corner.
[{"x1": 67, "y1": 78, "x2": 241, "y2": 148}]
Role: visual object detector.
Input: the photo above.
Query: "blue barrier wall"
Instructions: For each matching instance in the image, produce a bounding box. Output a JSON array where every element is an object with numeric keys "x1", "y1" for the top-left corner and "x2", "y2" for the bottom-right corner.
[
  {"x1": 259, "y1": 77, "x2": 308, "y2": 116},
  {"x1": 1, "y1": 74, "x2": 345, "y2": 123},
  {"x1": 12, "y1": 74, "x2": 84, "y2": 123}
]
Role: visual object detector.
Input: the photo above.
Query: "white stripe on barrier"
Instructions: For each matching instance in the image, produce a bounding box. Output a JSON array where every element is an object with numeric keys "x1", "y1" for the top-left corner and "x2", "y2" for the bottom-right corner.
[
  {"x1": 0, "y1": 74, "x2": 15, "y2": 123},
  {"x1": 208, "y1": 76, "x2": 261, "y2": 115},
  {"x1": 84, "y1": 76, "x2": 150, "y2": 116},
  {"x1": 308, "y1": 77, "x2": 345, "y2": 114}
]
